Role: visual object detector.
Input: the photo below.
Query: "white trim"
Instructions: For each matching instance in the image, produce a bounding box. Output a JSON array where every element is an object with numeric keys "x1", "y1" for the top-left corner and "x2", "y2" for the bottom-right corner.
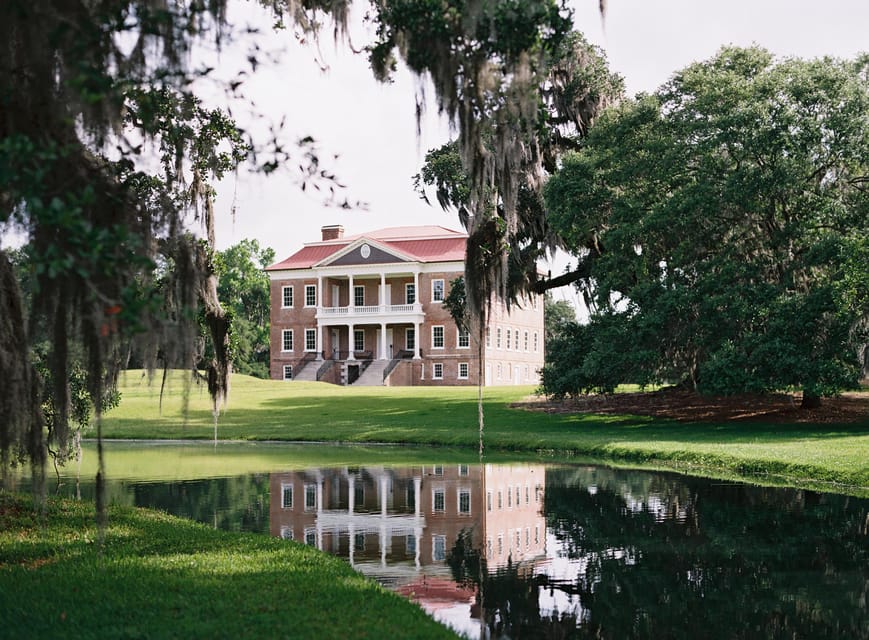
[
  {"x1": 458, "y1": 362, "x2": 469, "y2": 379},
  {"x1": 304, "y1": 284, "x2": 317, "y2": 307},
  {"x1": 431, "y1": 325, "x2": 445, "y2": 349},
  {"x1": 354, "y1": 329, "x2": 365, "y2": 352},
  {"x1": 432, "y1": 363, "x2": 444, "y2": 380},
  {"x1": 457, "y1": 488, "x2": 471, "y2": 514},
  {"x1": 457, "y1": 327, "x2": 470, "y2": 349},
  {"x1": 281, "y1": 329, "x2": 294, "y2": 352},
  {"x1": 405, "y1": 282, "x2": 416, "y2": 304},
  {"x1": 282, "y1": 364, "x2": 293, "y2": 380},
  {"x1": 431, "y1": 278, "x2": 445, "y2": 303},
  {"x1": 281, "y1": 285, "x2": 294, "y2": 308},
  {"x1": 304, "y1": 328, "x2": 317, "y2": 352},
  {"x1": 312, "y1": 236, "x2": 417, "y2": 266}
]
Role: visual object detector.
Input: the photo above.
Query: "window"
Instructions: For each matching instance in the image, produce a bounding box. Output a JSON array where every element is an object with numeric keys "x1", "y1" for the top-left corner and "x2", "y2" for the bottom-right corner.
[
  {"x1": 305, "y1": 328, "x2": 316, "y2": 352},
  {"x1": 354, "y1": 285, "x2": 365, "y2": 307},
  {"x1": 406, "y1": 327, "x2": 415, "y2": 350},
  {"x1": 305, "y1": 528, "x2": 316, "y2": 546},
  {"x1": 432, "y1": 279, "x2": 444, "y2": 302},
  {"x1": 433, "y1": 489, "x2": 445, "y2": 512},
  {"x1": 432, "y1": 325, "x2": 444, "y2": 349},
  {"x1": 434, "y1": 465, "x2": 443, "y2": 476},
  {"x1": 526, "y1": 528, "x2": 530, "y2": 550},
  {"x1": 535, "y1": 525, "x2": 540, "y2": 545},
  {"x1": 458, "y1": 489, "x2": 471, "y2": 514},
  {"x1": 487, "y1": 491, "x2": 493, "y2": 511},
  {"x1": 497, "y1": 491, "x2": 503, "y2": 509},
  {"x1": 506, "y1": 329, "x2": 511, "y2": 350},
  {"x1": 524, "y1": 365, "x2": 529, "y2": 380},
  {"x1": 406, "y1": 535, "x2": 416, "y2": 555},
  {"x1": 280, "y1": 526, "x2": 293, "y2": 540},
  {"x1": 305, "y1": 284, "x2": 316, "y2": 307},
  {"x1": 497, "y1": 534, "x2": 503, "y2": 556},
  {"x1": 524, "y1": 330, "x2": 529, "y2": 351},
  {"x1": 406, "y1": 283, "x2": 416, "y2": 304},
  {"x1": 281, "y1": 484, "x2": 293, "y2": 509},
  {"x1": 354, "y1": 329, "x2": 365, "y2": 352},
  {"x1": 515, "y1": 486, "x2": 520, "y2": 507},
  {"x1": 282, "y1": 365, "x2": 293, "y2": 380},
  {"x1": 457, "y1": 328, "x2": 470, "y2": 348},
  {"x1": 525, "y1": 485, "x2": 530, "y2": 505},
  {"x1": 496, "y1": 327, "x2": 502, "y2": 349},
  {"x1": 406, "y1": 484, "x2": 416, "y2": 510},
  {"x1": 354, "y1": 532, "x2": 365, "y2": 551},
  {"x1": 459, "y1": 464, "x2": 469, "y2": 476},
  {"x1": 433, "y1": 535, "x2": 446, "y2": 561},
  {"x1": 486, "y1": 327, "x2": 491, "y2": 348},
  {"x1": 516, "y1": 530, "x2": 521, "y2": 550},
  {"x1": 507, "y1": 487, "x2": 512, "y2": 508},
  {"x1": 433, "y1": 363, "x2": 443, "y2": 379},
  {"x1": 497, "y1": 363, "x2": 502, "y2": 379},
  {"x1": 305, "y1": 484, "x2": 317, "y2": 511},
  {"x1": 282, "y1": 329, "x2": 293, "y2": 352},
  {"x1": 281, "y1": 286, "x2": 293, "y2": 308},
  {"x1": 458, "y1": 362, "x2": 469, "y2": 379},
  {"x1": 487, "y1": 537, "x2": 493, "y2": 559},
  {"x1": 534, "y1": 331, "x2": 539, "y2": 353}
]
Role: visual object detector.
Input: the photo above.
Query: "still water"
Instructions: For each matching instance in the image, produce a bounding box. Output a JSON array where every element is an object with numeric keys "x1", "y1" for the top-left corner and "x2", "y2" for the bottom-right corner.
[{"x1": 9, "y1": 442, "x2": 869, "y2": 639}]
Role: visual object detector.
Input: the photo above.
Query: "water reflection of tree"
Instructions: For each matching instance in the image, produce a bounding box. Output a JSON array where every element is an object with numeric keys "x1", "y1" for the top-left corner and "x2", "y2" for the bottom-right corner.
[
  {"x1": 449, "y1": 469, "x2": 869, "y2": 639},
  {"x1": 129, "y1": 475, "x2": 271, "y2": 534},
  {"x1": 448, "y1": 529, "x2": 580, "y2": 639}
]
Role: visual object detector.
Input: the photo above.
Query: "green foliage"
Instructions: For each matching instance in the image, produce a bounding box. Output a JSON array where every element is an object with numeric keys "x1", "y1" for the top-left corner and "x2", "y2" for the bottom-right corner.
[
  {"x1": 442, "y1": 276, "x2": 469, "y2": 333},
  {"x1": 545, "y1": 47, "x2": 869, "y2": 400},
  {"x1": 214, "y1": 239, "x2": 275, "y2": 378}
]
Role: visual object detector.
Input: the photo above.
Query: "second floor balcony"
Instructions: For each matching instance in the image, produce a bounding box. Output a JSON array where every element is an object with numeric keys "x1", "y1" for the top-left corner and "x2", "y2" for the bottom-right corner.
[{"x1": 317, "y1": 302, "x2": 424, "y2": 323}]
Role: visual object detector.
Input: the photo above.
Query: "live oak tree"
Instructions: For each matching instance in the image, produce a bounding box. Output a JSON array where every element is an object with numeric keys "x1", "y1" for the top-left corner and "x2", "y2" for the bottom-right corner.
[
  {"x1": 544, "y1": 47, "x2": 869, "y2": 405},
  {"x1": 2, "y1": 0, "x2": 606, "y2": 498}
]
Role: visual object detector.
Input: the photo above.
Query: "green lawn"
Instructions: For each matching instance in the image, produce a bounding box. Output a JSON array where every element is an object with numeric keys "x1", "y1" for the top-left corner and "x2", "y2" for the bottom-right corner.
[
  {"x1": 0, "y1": 491, "x2": 457, "y2": 640},
  {"x1": 101, "y1": 370, "x2": 869, "y2": 493}
]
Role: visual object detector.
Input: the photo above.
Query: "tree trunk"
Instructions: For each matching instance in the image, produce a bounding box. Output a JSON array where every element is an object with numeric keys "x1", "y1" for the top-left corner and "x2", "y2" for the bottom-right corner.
[{"x1": 800, "y1": 391, "x2": 821, "y2": 409}]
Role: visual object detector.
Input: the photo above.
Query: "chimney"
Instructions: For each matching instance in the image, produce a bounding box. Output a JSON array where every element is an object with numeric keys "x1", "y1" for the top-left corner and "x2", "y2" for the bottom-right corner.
[{"x1": 321, "y1": 225, "x2": 344, "y2": 241}]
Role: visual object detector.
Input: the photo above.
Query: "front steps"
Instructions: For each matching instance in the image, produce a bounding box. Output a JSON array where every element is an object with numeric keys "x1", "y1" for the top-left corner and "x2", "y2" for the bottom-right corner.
[{"x1": 348, "y1": 360, "x2": 387, "y2": 386}]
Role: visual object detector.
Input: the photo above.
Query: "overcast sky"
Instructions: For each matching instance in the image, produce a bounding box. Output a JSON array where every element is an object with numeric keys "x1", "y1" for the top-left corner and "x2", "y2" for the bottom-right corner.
[{"x1": 210, "y1": 0, "x2": 868, "y2": 280}]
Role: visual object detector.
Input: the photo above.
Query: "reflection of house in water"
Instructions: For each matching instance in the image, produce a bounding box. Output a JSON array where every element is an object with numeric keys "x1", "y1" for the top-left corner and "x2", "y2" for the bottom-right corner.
[{"x1": 269, "y1": 463, "x2": 546, "y2": 626}]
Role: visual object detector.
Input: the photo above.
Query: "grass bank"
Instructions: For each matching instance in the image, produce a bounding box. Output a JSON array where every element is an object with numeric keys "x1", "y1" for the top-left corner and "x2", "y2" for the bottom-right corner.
[
  {"x1": 101, "y1": 371, "x2": 869, "y2": 494},
  {"x1": 0, "y1": 491, "x2": 457, "y2": 640}
]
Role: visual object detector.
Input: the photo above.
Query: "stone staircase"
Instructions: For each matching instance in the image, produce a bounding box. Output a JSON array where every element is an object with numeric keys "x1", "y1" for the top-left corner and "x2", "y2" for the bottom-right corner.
[
  {"x1": 292, "y1": 361, "x2": 319, "y2": 381},
  {"x1": 350, "y1": 360, "x2": 387, "y2": 386}
]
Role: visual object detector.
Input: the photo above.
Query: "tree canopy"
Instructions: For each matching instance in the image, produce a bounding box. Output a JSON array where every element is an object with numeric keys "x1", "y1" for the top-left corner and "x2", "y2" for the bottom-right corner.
[
  {"x1": 2, "y1": 0, "x2": 608, "y2": 485},
  {"x1": 543, "y1": 47, "x2": 869, "y2": 404}
]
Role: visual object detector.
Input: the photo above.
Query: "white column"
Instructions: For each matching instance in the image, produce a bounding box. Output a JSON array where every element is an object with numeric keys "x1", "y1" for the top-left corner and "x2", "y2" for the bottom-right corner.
[
  {"x1": 413, "y1": 322, "x2": 421, "y2": 360},
  {"x1": 413, "y1": 477, "x2": 421, "y2": 518},
  {"x1": 380, "y1": 474, "x2": 388, "y2": 517},
  {"x1": 317, "y1": 479, "x2": 324, "y2": 514},
  {"x1": 413, "y1": 271, "x2": 420, "y2": 307},
  {"x1": 348, "y1": 475, "x2": 355, "y2": 514},
  {"x1": 380, "y1": 273, "x2": 386, "y2": 311},
  {"x1": 349, "y1": 274, "x2": 355, "y2": 310},
  {"x1": 380, "y1": 323, "x2": 388, "y2": 360},
  {"x1": 348, "y1": 323, "x2": 356, "y2": 361},
  {"x1": 316, "y1": 276, "x2": 324, "y2": 360}
]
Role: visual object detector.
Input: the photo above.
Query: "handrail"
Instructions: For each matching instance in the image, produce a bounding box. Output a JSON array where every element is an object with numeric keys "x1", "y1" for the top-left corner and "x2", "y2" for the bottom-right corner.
[{"x1": 316, "y1": 359, "x2": 336, "y2": 381}]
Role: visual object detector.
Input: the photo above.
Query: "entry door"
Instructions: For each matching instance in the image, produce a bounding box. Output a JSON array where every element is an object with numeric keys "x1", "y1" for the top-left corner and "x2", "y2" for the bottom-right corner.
[
  {"x1": 386, "y1": 329, "x2": 394, "y2": 358},
  {"x1": 331, "y1": 328, "x2": 339, "y2": 359}
]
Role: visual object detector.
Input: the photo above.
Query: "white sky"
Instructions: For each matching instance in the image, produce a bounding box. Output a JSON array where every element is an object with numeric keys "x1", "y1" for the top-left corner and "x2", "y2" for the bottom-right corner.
[
  {"x1": 3, "y1": 0, "x2": 866, "y2": 302},
  {"x1": 211, "y1": 0, "x2": 868, "y2": 284}
]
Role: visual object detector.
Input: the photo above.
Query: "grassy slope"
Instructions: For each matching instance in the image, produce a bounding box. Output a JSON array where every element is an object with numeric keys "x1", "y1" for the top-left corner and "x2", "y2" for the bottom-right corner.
[
  {"x1": 0, "y1": 492, "x2": 458, "y2": 640},
  {"x1": 102, "y1": 371, "x2": 869, "y2": 492}
]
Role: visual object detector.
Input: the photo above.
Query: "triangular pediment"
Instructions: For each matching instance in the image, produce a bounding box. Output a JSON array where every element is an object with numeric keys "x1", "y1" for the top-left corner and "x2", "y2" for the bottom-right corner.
[{"x1": 315, "y1": 237, "x2": 414, "y2": 267}]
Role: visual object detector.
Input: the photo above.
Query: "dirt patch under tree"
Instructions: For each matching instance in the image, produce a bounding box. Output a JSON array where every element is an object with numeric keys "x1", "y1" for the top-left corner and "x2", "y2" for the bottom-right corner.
[{"x1": 515, "y1": 387, "x2": 869, "y2": 424}]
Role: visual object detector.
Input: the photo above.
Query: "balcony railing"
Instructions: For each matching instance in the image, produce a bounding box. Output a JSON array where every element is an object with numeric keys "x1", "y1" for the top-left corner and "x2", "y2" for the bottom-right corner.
[{"x1": 318, "y1": 303, "x2": 423, "y2": 317}]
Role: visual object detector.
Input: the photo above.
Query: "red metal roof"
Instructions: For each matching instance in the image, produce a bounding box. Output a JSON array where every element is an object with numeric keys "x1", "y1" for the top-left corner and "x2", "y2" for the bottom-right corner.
[{"x1": 266, "y1": 225, "x2": 468, "y2": 271}]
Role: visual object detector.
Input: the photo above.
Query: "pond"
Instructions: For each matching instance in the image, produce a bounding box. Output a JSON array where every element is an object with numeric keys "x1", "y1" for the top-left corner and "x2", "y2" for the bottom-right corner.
[{"x1": 7, "y1": 442, "x2": 869, "y2": 639}]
